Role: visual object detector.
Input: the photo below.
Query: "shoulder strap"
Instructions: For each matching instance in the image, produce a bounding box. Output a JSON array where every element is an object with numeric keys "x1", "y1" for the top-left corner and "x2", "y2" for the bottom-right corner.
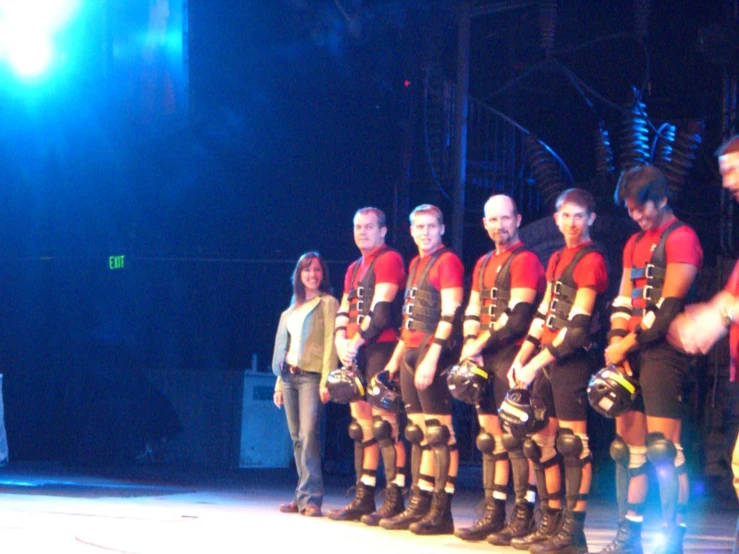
[
  {"x1": 559, "y1": 244, "x2": 600, "y2": 286},
  {"x1": 494, "y1": 245, "x2": 526, "y2": 289}
]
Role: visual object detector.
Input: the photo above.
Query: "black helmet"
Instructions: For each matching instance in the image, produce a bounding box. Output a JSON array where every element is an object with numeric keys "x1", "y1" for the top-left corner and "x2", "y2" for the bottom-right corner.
[
  {"x1": 367, "y1": 370, "x2": 402, "y2": 413},
  {"x1": 498, "y1": 388, "x2": 548, "y2": 438},
  {"x1": 326, "y1": 365, "x2": 366, "y2": 404},
  {"x1": 446, "y1": 359, "x2": 489, "y2": 405},
  {"x1": 587, "y1": 365, "x2": 640, "y2": 418}
]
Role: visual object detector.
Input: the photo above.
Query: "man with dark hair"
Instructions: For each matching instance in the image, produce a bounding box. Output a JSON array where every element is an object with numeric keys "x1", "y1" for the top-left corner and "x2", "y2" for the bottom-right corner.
[
  {"x1": 380, "y1": 204, "x2": 464, "y2": 535},
  {"x1": 603, "y1": 164, "x2": 703, "y2": 554},
  {"x1": 509, "y1": 188, "x2": 609, "y2": 554},
  {"x1": 668, "y1": 136, "x2": 739, "y2": 554},
  {"x1": 330, "y1": 207, "x2": 407, "y2": 524},
  {"x1": 453, "y1": 194, "x2": 545, "y2": 543}
]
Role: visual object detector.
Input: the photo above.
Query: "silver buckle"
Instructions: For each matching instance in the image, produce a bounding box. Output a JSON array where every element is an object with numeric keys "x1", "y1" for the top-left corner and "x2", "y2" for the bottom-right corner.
[
  {"x1": 642, "y1": 285, "x2": 653, "y2": 299},
  {"x1": 546, "y1": 314, "x2": 557, "y2": 329},
  {"x1": 490, "y1": 287, "x2": 499, "y2": 300},
  {"x1": 553, "y1": 281, "x2": 562, "y2": 295},
  {"x1": 645, "y1": 264, "x2": 655, "y2": 279},
  {"x1": 549, "y1": 298, "x2": 559, "y2": 311}
]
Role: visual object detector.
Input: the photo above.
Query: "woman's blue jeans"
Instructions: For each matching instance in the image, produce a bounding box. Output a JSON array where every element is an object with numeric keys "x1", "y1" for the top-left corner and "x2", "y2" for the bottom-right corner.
[{"x1": 281, "y1": 371, "x2": 323, "y2": 509}]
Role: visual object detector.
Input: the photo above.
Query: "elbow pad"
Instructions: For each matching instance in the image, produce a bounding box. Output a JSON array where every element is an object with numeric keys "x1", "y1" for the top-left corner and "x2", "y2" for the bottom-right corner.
[
  {"x1": 635, "y1": 297, "x2": 683, "y2": 346},
  {"x1": 486, "y1": 302, "x2": 535, "y2": 349},
  {"x1": 359, "y1": 301, "x2": 392, "y2": 343},
  {"x1": 545, "y1": 313, "x2": 591, "y2": 360},
  {"x1": 610, "y1": 296, "x2": 633, "y2": 323}
]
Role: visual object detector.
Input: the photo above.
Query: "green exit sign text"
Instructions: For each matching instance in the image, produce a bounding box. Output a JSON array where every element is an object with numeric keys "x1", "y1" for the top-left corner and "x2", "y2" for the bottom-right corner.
[{"x1": 109, "y1": 255, "x2": 125, "y2": 270}]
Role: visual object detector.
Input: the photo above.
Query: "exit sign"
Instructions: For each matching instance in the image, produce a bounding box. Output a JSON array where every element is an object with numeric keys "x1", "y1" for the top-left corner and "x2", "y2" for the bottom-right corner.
[{"x1": 109, "y1": 255, "x2": 125, "y2": 269}]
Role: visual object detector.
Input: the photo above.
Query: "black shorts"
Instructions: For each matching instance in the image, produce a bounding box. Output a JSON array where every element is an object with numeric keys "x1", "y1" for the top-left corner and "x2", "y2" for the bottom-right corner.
[
  {"x1": 531, "y1": 348, "x2": 595, "y2": 422},
  {"x1": 400, "y1": 345, "x2": 453, "y2": 416},
  {"x1": 357, "y1": 341, "x2": 397, "y2": 384},
  {"x1": 627, "y1": 339, "x2": 694, "y2": 420},
  {"x1": 476, "y1": 342, "x2": 519, "y2": 415}
]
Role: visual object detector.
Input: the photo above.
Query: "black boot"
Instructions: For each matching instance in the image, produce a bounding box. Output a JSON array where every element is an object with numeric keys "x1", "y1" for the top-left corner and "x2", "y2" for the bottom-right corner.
[
  {"x1": 454, "y1": 498, "x2": 506, "y2": 541},
  {"x1": 652, "y1": 524, "x2": 685, "y2": 554},
  {"x1": 487, "y1": 502, "x2": 536, "y2": 546},
  {"x1": 327, "y1": 482, "x2": 375, "y2": 521},
  {"x1": 598, "y1": 518, "x2": 643, "y2": 554},
  {"x1": 379, "y1": 486, "x2": 432, "y2": 530},
  {"x1": 409, "y1": 490, "x2": 454, "y2": 535},
  {"x1": 361, "y1": 484, "x2": 405, "y2": 526},
  {"x1": 510, "y1": 506, "x2": 563, "y2": 550},
  {"x1": 530, "y1": 510, "x2": 587, "y2": 554}
]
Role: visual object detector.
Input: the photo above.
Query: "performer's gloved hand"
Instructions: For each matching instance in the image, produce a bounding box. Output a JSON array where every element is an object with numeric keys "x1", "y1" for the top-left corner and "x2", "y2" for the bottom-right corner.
[{"x1": 667, "y1": 302, "x2": 728, "y2": 354}]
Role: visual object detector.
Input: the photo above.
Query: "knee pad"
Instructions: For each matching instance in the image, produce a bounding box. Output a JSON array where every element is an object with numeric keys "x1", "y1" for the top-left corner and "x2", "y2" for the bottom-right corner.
[
  {"x1": 348, "y1": 419, "x2": 364, "y2": 443},
  {"x1": 523, "y1": 437, "x2": 542, "y2": 462},
  {"x1": 476, "y1": 432, "x2": 496, "y2": 455},
  {"x1": 426, "y1": 421, "x2": 451, "y2": 447},
  {"x1": 372, "y1": 418, "x2": 393, "y2": 445},
  {"x1": 646, "y1": 432, "x2": 677, "y2": 467},
  {"x1": 530, "y1": 433, "x2": 557, "y2": 464},
  {"x1": 405, "y1": 423, "x2": 424, "y2": 445},
  {"x1": 610, "y1": 435, "x2": 630, "y2": 467},
  {"x1": 556, "y1": 428, "x2": 583, "y2": 459},
  {"x1": 502, "y1": 433, "x2": 524, "y2": 452}
]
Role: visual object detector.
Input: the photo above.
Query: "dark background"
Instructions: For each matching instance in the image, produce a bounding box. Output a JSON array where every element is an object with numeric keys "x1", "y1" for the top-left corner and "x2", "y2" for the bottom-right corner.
[{"x1": 0, "y1": 1, "x2": 736, "y2": 488}]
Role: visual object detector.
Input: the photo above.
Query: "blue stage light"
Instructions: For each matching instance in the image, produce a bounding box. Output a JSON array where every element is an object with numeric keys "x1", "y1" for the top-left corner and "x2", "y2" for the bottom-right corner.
[{"x1": 0, "y1": 0, "x2": 80, "y2": 79}]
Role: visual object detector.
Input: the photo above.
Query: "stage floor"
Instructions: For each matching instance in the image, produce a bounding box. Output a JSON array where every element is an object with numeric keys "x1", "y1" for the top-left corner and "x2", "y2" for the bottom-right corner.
[{"x1": 0, "y1": 463, "x2": 735, "y2": 553}]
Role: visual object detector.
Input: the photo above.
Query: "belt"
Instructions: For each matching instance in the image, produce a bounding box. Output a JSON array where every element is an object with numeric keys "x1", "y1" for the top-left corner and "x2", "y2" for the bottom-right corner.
[{"x1": 284, "y1": 364, "x2": 306, "y2": 375}]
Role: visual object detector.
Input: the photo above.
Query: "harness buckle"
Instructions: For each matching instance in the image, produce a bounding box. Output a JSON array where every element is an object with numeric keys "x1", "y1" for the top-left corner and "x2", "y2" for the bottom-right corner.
[
  {"x1": 356, "y1": 300, "x2": 364, "y2": 313},
  {"x1": 645, "y1": 264, "x2": 655, "y2": 279},
  {"x1": 403, "y1": 304, "x2": 413, "y2": 316},
  {"x1": 409, "y1": 287, "x2": 417, "y2": 299},
  {"x1": 545, "y1": 314, "x2": 557, "y2": 330},
  {"x1": 487, "y1": 304, "x2": 496, "y2": 317},
  {"x1": 357, "y1": 286, "x2": 365, "y2": 297},
  {"x1": 553, "y1": 281, "x2": 563, "y2": 295},
  {"x1": 404, "y1": 318, "x2": 414, "y2": 330},
  {"x1": 642, "y1": 285, "x2": 653, "y2": 300},
  {"x1": 549, "y1": 298, "x2": 559, "y2": 312},
  {"x1": 490, "y1": 287, "x2": 499, "y2": 300}
]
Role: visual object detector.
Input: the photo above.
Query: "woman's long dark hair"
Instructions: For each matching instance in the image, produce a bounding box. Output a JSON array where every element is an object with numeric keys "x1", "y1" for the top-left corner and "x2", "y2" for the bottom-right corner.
[{"x1": 292, "y1": 251, "x2": 332, "y2": 305}]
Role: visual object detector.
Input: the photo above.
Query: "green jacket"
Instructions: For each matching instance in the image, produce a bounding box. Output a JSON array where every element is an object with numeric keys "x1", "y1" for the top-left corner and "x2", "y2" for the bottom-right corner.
[{"x1": 272, "y1": 293, "x2": 339, "y2": 391}]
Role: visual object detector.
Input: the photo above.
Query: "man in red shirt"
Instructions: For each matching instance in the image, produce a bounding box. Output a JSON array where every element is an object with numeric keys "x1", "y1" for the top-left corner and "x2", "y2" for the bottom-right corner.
[
  {"x1": 509, "y1": 188, "x2": 609, "y2": 554},
  {"x1": 379, "y1": 204, "x2": 464, "y2": 535},
  {"x1": 668, "y1": 136, "x2": 739, "y2": 554},
  {"x1": 453, "y1": 194, "x2": 546, "y2": 543},
  {"x1": 603, "y1": 165, "x2": 703, "y2": 554},
  {"x1": 330, "y1": 207, "x2": 407, "y2": 524}
]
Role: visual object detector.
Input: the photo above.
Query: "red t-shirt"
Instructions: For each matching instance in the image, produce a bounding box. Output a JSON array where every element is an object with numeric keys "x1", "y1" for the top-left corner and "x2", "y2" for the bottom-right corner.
[
  {"x1": 401, "y1": 248, "x2": 464, "y2": 348},
  {"x1": 725, "y1": 260, "x2": 739, "y2": 383},
  {"x1": 623, "y1": 218, "x2": 703, "y2": 330},
  {"x1": 540, "y1": 242, "x2": 609, "y2": 345},
  {"x1": 471, "y1": 241, "x2": 546, "y2": 341},
  {"x1": 343, "y1": 246, "x2": 406, "y2": 342}
]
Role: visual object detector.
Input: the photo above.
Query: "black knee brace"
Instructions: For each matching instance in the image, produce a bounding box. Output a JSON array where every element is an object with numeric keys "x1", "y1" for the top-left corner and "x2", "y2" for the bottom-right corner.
[
  {"x1": 427, "y1": 419, "x2": 452, "y2": 492},
  {"x1": 502, "y1": 433, "x2": 529, "y2": 504},
  {"x1": 646, "y1": 432, "x2": 678, "y2": 524},
  {"x1": 349, "y1": 419, "x2": 375, "y2": 481},
  {"x1": 405, "y1": 423, "x2": 424, "y2": 486},
  {"x1": 523, "y1": 437, "x2": 560, "y2": 503},
  {"x1": 373, "y1": 416, "x2": 397, "y2": 483},
  {"x1": 557, "y1": 429, "x2": 586, "y2": 510}
]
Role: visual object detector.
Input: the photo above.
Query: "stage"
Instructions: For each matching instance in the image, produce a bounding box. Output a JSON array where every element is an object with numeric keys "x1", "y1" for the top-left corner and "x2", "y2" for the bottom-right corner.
[{"x1": 0, "y1": 463, "x2": 735, "y2": 553}]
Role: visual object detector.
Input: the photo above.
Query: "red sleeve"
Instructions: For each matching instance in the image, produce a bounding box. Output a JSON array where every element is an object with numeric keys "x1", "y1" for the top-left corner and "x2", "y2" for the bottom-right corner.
[
  {"x1": 374, "y1": 250, "x2": 406, "y2": 287},
  {"x1": 470, "y1": 256, "x2": 485, "y2": 293},
  {"x1": 343, "y1": 262, "x2": 356, "y2": 295},
  {"x1": 545, "y1": 252, "x2": 558, "y2": 282},
  {"x1": 622, "y1": 233, "x2": 638, "y2": 269},
  {"x1": 725, "y1": 260, "x2": 739, "y2": 296},
  {"x1": 430, "y1": 252, "x2": 465, "y2": 290},
  {"x1": 573, "y1": 252, "x2": 609, "y2": 293},
  {"x1": 510, "y1": 251, "x2": 545, "y2": 290},
  {"x1": 665, "y1": 226, "x2": 703, "y2": 271}
]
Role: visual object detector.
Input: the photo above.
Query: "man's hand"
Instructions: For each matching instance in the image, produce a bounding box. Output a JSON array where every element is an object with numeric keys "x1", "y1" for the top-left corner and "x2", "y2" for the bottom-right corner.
[
  {"x1": 512, "y1": 362, "x2": 538, "y2": 388},
  {"x1": 667, "y1": 302, "x2": 727, "y2": 354},
  {"x1": 604, "y1": 339, "x2": 628, "y2": 366},
  {"x1": 507, "y1": 360, "x2": 522, "y2": 389},
  {"x1": 460, "y1": 339, "x2": 482, "y2": 363},
  {"x1": 414, "y1": 355, "x2": 436, "y2": 391}
]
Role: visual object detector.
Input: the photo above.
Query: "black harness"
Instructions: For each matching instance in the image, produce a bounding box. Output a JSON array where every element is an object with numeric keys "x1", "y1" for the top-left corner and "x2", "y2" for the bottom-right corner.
[
  {"x1": 545, "y1": 244, "x2": 601, "y2": 331},
  {"x1": 478, "y1": 245, "x2": 527, "y2": 330},
  {"x1": 629, "y1": 220, "x2": 685, "y2": 311},
  {"x1": 347, "y1": 247, "x2": 391, "y2": 325},
  {"x1": 402, "y1": 248, "x2": 450, "y2": 333}
]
